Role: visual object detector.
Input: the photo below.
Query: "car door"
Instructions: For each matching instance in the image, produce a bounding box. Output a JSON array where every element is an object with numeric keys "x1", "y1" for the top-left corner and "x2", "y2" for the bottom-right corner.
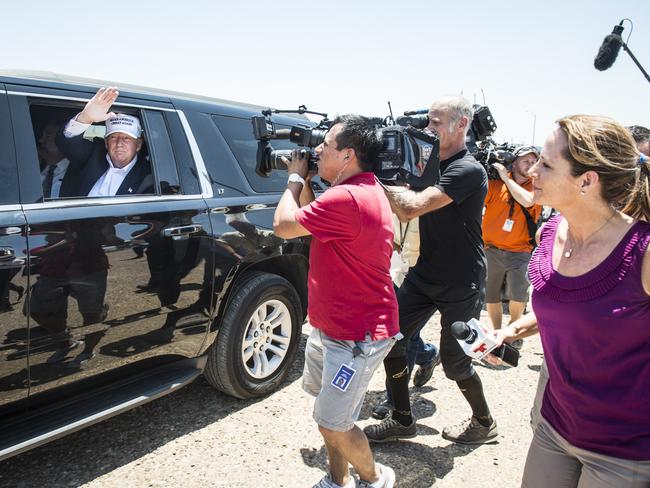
[
  {"x1": 6, "y1": 86, "x2": 213, "y2": 403},
  {"x1": 0, "y1": 86, "x2": 30, "y2": 417}
]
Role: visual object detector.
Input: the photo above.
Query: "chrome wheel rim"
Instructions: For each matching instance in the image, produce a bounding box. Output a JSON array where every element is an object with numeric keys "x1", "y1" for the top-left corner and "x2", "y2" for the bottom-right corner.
[{"x1": 241, "y1": 299, "x2": 292, "y2": 379}]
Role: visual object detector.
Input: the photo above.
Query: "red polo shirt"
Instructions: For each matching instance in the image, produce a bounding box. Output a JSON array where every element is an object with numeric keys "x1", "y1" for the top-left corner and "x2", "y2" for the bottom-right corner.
[{"x1": 295, "y1": 172, "x2": 399, "y2": 341}]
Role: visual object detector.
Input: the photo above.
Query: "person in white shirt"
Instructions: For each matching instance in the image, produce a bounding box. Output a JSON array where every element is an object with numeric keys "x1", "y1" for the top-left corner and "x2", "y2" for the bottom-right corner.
[
  {"x1": 56, "y1": 87, "x2": 152, "y2": 198},
  {"x1": 37, "y1": 121, "x2": 70, "y2": 199}
]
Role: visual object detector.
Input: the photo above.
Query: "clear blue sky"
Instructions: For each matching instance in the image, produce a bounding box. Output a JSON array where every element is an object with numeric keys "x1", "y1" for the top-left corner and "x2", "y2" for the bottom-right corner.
[{"x1": 2, "y1": 0, "x2": 648, "y2": 145}]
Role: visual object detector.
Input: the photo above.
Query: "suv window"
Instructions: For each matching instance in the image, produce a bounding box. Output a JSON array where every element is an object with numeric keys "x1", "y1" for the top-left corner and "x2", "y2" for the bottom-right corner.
[
  {"x1": 211, "y1": 114, "x2": 325, "y2": 194},
  {"x1": 211, "y1": 114, "x2": 288, "y2": 193},
  {"x1": 0, "y1": 93, "x2": 19, "y2": 205},
  {"x1": 26, "y1": 102, "x2": 190, "y2": 201}
]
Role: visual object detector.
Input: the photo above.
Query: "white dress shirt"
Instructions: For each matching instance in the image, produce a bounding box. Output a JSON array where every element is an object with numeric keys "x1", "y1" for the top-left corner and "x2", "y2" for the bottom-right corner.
[
  {"x1": 63, "y1": 116, "x2": 91, "y2": 138},
  {"x1": 63, "y1": 115, "x2": 138, "y2": 197},
  {"x1": 88, "y1": 155, "x2": 138, "y2": 197},
  {"x1": 40, "y1": 158, "x2": 70, "y2": 199}
]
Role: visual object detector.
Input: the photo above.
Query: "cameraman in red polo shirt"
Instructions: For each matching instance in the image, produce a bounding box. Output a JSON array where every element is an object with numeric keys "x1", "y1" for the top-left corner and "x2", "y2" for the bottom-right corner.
[{"x1": 274, "y1": 115, "x2": 399, "y2": 488}]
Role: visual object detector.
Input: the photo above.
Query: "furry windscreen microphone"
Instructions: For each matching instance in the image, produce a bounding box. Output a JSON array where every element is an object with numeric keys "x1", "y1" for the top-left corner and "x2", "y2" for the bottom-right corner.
[{"x1": 594, "y1": 23, "x2": 625, "y2": 71}]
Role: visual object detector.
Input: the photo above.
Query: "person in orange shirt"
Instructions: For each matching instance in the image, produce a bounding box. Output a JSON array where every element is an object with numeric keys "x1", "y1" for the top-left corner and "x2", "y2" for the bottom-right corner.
[{"x1": 483, "y1": 146, "x2": 541, "y2": 336}]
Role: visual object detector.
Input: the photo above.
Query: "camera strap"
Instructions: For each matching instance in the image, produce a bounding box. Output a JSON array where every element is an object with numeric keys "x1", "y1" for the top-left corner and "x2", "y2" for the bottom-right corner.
[
  {"x1": 506, "y1": 180, "x2": 537, "y2": 248},
  {"x1": 516, "y1": 201, "x2": 538, "y2": 248}
]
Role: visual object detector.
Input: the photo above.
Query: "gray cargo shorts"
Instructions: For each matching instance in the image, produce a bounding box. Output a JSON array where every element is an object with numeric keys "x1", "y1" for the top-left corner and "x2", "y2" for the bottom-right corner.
[
  {"x1": 302, "y1": 327, "x2": 395, "y2": 432},
  {"x1": 485, "y1": 246, "x2": 532, "y2": 303}
]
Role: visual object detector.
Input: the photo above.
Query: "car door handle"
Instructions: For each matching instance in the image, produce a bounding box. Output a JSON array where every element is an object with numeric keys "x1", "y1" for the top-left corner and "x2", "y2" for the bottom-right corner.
[
  {"x1": 163, "y1": 224, "x2": 204, "y2": 240},
  {"x1": 0, "y1": 247, "x2": 15, "y2": 262}
]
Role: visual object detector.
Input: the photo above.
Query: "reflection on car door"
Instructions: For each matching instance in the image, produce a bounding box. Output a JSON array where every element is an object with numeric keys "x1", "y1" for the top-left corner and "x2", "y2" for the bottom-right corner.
[
  {"x1": 7, "y1": 90, "x2": 214, "y2": 402},
  {"x1": 0, "y1": 88, "x2": 30, "y2": 417},
  {"x1": 22, "y1": 202, "x2": 213, "y2": 398}
]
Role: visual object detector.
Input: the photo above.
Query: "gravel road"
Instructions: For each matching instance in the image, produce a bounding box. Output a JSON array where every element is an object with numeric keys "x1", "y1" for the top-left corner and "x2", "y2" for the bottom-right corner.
[{"x1": 0, "y1": 312, "x2": 542, "y2": 488}]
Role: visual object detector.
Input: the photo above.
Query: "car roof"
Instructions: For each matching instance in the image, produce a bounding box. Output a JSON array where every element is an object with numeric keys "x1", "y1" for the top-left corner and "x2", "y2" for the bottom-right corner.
[{"x1": 0, "y1": 70, "x2": 310, "y2": 121}]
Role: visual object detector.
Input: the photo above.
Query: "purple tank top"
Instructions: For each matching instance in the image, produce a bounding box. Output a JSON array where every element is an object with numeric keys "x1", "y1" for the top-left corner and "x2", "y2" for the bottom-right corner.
[{"x1": 529, "y1": 215, "x2": 650, "y2": 461}]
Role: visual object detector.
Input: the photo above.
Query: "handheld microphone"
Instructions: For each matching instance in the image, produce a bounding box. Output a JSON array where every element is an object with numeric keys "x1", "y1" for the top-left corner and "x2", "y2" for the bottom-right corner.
[
  {"x1": 451, "y1": 319, "x2": 519, "y2": 367},
  {"x1": 594, "y1": 22, "x2": 625, "y2": 71}
]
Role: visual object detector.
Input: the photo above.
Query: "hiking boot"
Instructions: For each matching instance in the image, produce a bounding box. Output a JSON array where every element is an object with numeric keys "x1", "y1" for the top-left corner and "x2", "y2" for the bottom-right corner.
[
  {"x1": 364, "y1": 414, "x2": 416, "y2": 443},
  {"x1": 312, "y1": 474, "x2": 355, "y2": 488},
  {"x1": 371, "y1": 398, "x2": 393, "y2": 420},
  {"x1": 358, "y1": 463, "x2": 395, "y2": 488},
  {"x1": 412, "y1": 353, "x2": 441, "y2": 387},
  {"x1": 442, "y1": 416, "x2": 498, "y2": 445}
]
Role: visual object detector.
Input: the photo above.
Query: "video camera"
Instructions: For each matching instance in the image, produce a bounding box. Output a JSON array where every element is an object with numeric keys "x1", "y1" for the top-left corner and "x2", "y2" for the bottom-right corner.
[
  {"x1": 251, "y1": 107, "x2": 327, "y2": 177},
  {"x1": 458, "y1": 105, "x2": 517, "y2": 180},
  {"x1": 251, "y1": 106, "x2": 441, "y2": 188},
  {"x1": 474, "y1": 141, "x2": 517, "y2": 180},
  {"x1": 389, "y1": 104, "x2": 502, "y2": 182}
]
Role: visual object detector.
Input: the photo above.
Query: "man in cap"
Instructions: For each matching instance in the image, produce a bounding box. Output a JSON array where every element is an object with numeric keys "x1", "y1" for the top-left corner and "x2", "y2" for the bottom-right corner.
[
  {"x1": 482, "y1": 145, "x2": 541, "y2": 336},
  {"x1": 56, "y1": 87, "x2": 152, "y2": 198}
]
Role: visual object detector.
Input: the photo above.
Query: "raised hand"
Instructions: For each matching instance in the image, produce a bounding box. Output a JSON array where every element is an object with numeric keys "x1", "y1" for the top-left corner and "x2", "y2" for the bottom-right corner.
[
  {"x1": 77, "y1": 86, "x2": 119, "y2": 124},
  {"x1": 492, "y1": 162, "x2": 509, "y2": 182}
]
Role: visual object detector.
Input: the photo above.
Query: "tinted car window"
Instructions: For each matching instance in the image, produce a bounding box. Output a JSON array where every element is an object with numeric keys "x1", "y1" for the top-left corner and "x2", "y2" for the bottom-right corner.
[
  {"x1": 164, "y1": 112, "x2": 201, "y2": 195},
  {"x1": 142, "y1": 110, "x2": 181, "y2": 195},
  {"x1": 0, "y1": 94, "x2": 19, "y2": 205},
  {"x1": 211, "y1": 115, "x2": 299, "y2": 193}
]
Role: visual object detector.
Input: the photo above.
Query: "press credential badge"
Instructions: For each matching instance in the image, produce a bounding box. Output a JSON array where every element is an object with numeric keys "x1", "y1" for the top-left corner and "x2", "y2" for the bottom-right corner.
[{"x1": 331, "y1": 364, "x2": 356, "y2": 392}]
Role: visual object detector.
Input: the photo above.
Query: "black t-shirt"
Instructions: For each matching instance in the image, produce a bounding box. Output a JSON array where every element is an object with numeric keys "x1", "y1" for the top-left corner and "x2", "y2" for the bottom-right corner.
[{"x1": 411, "y1": 149, "x2": 487, "y2": 288}]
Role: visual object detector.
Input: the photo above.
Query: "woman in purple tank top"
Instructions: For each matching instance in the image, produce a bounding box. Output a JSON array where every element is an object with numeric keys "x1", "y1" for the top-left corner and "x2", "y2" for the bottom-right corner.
[{"x1": 493, "y1": 115, "x2": 650, "y2": 487}]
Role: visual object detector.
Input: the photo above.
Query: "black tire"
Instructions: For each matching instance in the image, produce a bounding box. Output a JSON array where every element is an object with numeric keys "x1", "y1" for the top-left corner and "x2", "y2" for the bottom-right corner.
[{"x1": 204, "y1": 271, "x2": 302, "y2": 399}]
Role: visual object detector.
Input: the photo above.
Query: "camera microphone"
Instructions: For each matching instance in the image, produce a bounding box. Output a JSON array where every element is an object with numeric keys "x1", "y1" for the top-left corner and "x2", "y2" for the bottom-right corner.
[
  {"x1": 395, "y1": 114, "x2": 428, "y2": 129},
  {"x1": 274, "y1": 129, "x2": 292, "y2": 139},
  {"x1": 403, "y1": 109, "x2": 428, "y2": 116},
  {"x1": 594, "y1": 22, "x2": 624, "y2": 71}
]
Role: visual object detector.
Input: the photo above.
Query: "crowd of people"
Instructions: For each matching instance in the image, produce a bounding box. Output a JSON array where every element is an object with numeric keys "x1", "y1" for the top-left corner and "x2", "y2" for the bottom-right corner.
[{"x1": 272, "y1": 101, "x2": 650, "y2": 488}]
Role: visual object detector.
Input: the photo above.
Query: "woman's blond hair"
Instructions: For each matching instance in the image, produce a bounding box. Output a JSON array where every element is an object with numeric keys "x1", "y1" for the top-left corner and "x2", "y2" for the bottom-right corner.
[{"x1": 557, "y1": 114, "x2": 650, "y2": 221}]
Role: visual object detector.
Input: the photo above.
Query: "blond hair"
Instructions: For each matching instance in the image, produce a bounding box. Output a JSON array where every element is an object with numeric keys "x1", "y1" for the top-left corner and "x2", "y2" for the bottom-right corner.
[{"x1": 557, "y1": 114, "x2": 650, "y2": 221}]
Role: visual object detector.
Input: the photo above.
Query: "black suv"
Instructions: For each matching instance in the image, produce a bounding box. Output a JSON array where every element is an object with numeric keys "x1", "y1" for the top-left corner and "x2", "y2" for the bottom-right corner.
[{"x1": 0, "y1": 71, "x2": 318, "y2": 461}]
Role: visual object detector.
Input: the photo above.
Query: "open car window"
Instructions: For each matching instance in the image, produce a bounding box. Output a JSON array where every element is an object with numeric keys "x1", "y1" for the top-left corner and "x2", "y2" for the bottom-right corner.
[{"x1": 27, "y1": 102, "x2": 186, "y2": 201}]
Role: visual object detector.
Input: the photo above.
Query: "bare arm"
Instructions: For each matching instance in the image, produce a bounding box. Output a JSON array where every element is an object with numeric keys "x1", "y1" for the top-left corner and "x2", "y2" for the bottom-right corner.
[
  {"x1": 273, "y1": 151, "x2": 311, "y2": 239},
  {"x1": 493, "y1": 163, "x2": 535, "y2": 208},
  {"x1": 385, "y1": 185, "x2": 453, "y2": 222},
  {"x1": 495, "y1": 311, "x2": 539, "y2": 344},
  {"x1": 299, "y1": 173, "x2": 317, "y2": 207},
  {"x1": 273, "y1": 183, "x2": 311, "y2": 239}
]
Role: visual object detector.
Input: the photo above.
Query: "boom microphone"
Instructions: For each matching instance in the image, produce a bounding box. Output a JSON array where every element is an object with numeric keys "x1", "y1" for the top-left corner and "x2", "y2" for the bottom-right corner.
[{"x1": 594, "y1": 22, "x2": 624, "y2": 71}]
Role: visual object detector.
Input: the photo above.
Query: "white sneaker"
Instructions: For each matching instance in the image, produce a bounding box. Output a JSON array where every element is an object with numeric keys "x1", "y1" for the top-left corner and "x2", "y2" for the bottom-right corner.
[
  {"x1": 357, "y1": 463, "x2": 395, "y2": 488},
  {"x1": 312, "y1": 474, "x2": 355, "y2": 488}
]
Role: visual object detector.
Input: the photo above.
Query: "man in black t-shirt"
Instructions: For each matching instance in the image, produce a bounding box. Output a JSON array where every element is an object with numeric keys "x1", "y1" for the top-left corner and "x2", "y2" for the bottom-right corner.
[{"x1": 364, "y1": 96, "x2": 497, "y2": 445}]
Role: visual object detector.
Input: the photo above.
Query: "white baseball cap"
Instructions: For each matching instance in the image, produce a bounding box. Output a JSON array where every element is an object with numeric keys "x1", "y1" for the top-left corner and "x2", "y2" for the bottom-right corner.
[
  {"x1": 513, "y1": 145, "x2": 540, "y2": 158},
  {"x1": 105, "y1": 114, "x2": 142, "y2": 139}
]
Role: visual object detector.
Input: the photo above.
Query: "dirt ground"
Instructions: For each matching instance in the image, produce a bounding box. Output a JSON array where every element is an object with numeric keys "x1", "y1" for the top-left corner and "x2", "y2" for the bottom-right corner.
[{"x1": 0, "y1": 311, "x2": 543, "y2": 488}]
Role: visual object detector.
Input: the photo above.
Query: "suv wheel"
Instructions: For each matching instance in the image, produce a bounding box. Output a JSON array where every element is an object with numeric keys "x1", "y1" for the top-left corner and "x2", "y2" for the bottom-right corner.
[{"x1": 204, "y1": 271, "x2": 302, "y2": 399}]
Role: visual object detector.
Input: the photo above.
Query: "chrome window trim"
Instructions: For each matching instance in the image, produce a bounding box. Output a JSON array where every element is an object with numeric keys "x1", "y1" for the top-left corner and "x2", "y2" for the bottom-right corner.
[
  {"x1": 5, "y1": 91, "x2": 175, "y2": 112},
  {"x1": 176, "y1": 110, "x2": 213, "y2": 198},
  {"x1": 21, "y1": 194, "x2": 202, "y2": 211},
  {"x1": 0, "y1": 204, "x2": 23, "y2": 212}
]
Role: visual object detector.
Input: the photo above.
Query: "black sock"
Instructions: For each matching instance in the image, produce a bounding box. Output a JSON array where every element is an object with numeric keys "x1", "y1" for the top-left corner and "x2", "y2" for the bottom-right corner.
[
  {"x1": 456, "y1": 373, "x2": 492, "y2": 426},
  {"x1": 384, "y1": 356, "x2": 412, "y2": 425}
]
